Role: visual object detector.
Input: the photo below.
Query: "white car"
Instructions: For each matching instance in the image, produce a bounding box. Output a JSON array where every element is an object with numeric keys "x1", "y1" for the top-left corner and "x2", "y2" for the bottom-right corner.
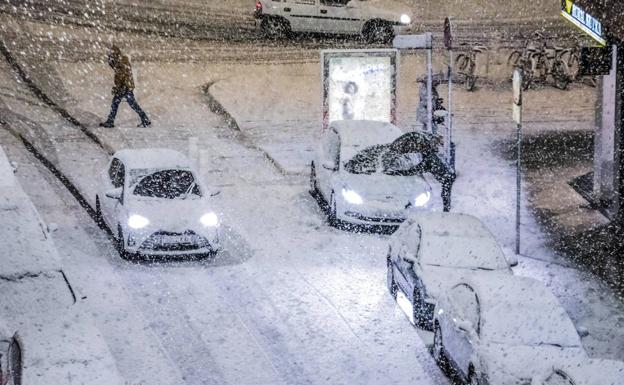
[
  {"x1": 254, "y1": 0, "x2": 413, "y2": 43},
  {"x1": 0, "y1": 145, "x2": 124, "y2": 385},
  {"x1": 386, "y1": 212, "x2": 516, "y2": 329},
  {"x1": 532, "y1": 359, "x2": 624, "y2": 385},
  {"x1": 96, "y1": 149, "x2": 220, "y2": 259},
  {"x1": 310, "y1": 120, "x2": 432, "y2": 228},
  {"x1": 433, "y1": 275, "x2": 588, "y2": 385}
]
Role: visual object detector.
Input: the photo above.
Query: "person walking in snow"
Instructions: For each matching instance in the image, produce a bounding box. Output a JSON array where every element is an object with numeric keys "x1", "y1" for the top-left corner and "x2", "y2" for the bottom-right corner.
[{"x1": 100, "y1": 45, "x2": 151, "y2": 128}]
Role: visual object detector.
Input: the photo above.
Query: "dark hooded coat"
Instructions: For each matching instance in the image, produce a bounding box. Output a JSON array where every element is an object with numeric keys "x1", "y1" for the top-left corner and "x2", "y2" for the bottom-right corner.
[{"x1": 108, "y1": 45, "x2": 134, "y2": 96}]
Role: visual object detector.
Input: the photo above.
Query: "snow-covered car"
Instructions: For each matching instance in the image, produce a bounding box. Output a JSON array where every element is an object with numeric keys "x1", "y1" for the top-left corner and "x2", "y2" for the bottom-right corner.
[
  {"x1": 254, "y1": 0, "x2": 413, "y2": 43},
  {"x1": 386, "y1": 212, "x2": 516, "y2": 329},
  {"x1": 532, "y1": 359, "x2": 624, "y2": 385},
  {"x1": 96, "y1": 148, "x2": 221, "y2": 259},
  {"x1": 432, "y1": 275, "x2": 588, "y2": 385},
  {"x1": 309, "y1": 120, "x2": 432, "y2": 228},
  {"x1": 0, "y1": 146, "x2": 124, "y2": 385},
  {"x1": 0, "y1": 324, "x2": 21, "y2": 385}
]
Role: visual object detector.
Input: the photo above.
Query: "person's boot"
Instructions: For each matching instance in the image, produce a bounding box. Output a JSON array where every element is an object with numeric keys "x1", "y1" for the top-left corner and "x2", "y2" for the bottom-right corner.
[
  {"x1": 137, "y1": 120, "x2": 151, "y2": 128},
  {"x1": 99, "y1": 121, "x2": 114, "y2": 128}
]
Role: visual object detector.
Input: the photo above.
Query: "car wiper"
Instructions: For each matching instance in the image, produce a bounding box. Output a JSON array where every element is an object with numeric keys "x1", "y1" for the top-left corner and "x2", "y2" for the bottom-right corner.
[
  {"x1": 470, "y1": 266, "x2": 495, "y2": 271},
  {"x1": 181, "y1": 182, "x2": 197, "y2": 199}
]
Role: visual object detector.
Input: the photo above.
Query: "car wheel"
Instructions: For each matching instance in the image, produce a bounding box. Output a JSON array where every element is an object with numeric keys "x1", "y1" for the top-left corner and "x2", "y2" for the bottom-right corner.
[
  {"x1": 468, "y1": 366, "x2": 485, "y2": 385},
  {"x1": 413, "y1": 287, "x2": 430, "y2": 329},
  {"x1": 328, "y1": 192, "x2": 342, "y2": 229},
  {"x1": 309, "y1": 162, "x2": 318, "y2": 195},
  {"x1": 95, "y1": 196, "x2": 102, "y2": 224},
  {"x1": 364, "y1": 21, "x2": 393, "y2": 44},
  {"x1": 433, "y1": 323, "x2": 450, "y2": 374},
  {"x1": 117, "y1": 226, "x2": 131, "y2": 260},
  {"x1": 386, "y1": 258, "x2": 397, "y2": 299},
  {"x1": 261, "y1": 17, "x2": 290, "y2": 39}
]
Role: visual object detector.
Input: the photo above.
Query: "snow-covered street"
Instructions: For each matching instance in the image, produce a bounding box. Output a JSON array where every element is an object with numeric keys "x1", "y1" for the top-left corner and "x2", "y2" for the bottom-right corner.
[{"x1": 1, "y1": 1, "x2": 623, "y2": 384}]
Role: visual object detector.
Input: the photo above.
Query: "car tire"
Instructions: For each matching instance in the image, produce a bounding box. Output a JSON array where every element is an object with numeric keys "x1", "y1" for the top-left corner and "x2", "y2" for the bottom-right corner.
[
  {"x1": 95, "y1": 196, "x2": 103, "y2": 226},
  {"x1": 117, "y1": 226, "x2": 132, "y2": 260},
  {"x1": 433, "y1": 323, "x2": 450, "y2": 374},
  {"x1": 468, "y1": 366, "x2": 485, "y2": 385},
  {"x1": 387, "y1": 258, "x2": 398, "y2": 299},
  {"x1": 363, "y1": 20, "x2": 393, "y2": 44},
  {"x1": 309, "y1": 162, "x2": 318, "y2": 195},
  {"x1": 328, "y1": 192, "x2": 340, "y2": 228},
  {"x1": 261, "y1": 16, "x2": 290, "y2": 39},
  {"x1": 413, "y1": 287, "x2": 430, "y2": 329}
]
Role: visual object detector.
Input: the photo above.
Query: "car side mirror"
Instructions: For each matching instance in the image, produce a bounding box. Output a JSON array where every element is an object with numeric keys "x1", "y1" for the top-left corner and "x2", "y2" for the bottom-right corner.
[
  {"x1": 322, "y1": 161, "x2": 338, "y2": 171},
  {"x1": 105, "y1": 187, "x2": 122, "y2": 201},
  {"x1": 576, "y1": 326, "x2": 589, "y2": 338},
  {"x1": 506, "y1": 254, "x2": 519, "y2": 267}
]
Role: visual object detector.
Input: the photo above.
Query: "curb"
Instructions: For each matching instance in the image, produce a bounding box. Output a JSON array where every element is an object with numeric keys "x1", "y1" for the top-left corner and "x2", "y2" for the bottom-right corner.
[
  {"x1": 0, "y1": 40, "x2": 113, "y2": 156},
  {"x1": 202, "y1": 81, "x2": 294, "y2": 176}
]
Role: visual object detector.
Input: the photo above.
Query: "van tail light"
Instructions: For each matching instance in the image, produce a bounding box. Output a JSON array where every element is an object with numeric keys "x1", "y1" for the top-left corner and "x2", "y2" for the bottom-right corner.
[{"x1": 254, "y1": 1, "x2": 263, "y2": 17}]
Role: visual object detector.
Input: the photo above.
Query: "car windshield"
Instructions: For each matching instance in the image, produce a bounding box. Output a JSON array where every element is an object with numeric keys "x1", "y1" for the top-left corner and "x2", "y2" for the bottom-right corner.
[
  {"x1": 343, "y1": 144, "x2": 424, "y2": 176},
  {"x1": 420, "y1": 234, "x2": 508, "y2": 270},
  {"x1": 132, "y1": 169, "x2": 201, "y2": 199}
]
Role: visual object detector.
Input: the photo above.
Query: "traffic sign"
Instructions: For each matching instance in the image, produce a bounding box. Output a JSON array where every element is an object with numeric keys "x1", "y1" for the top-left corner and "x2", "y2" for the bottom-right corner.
[
  {"x1": 512, "y1": 69, "x2": 522, "y2": 124},
  {"x1": 392, "y1": 33, "x2": 432, "y2": 50}
]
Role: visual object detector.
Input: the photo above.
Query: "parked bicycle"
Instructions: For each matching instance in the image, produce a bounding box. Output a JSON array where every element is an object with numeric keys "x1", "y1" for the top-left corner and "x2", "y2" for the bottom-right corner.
[
  {"x1": 508, "y1": 38, "x2": 571, "y2": 90},
  {"x1": 456, "y1": 44, "x2": 487, "y2": 91},
  {"x1": 563, "y1": 43, "x2": 598, "y2": 87}
]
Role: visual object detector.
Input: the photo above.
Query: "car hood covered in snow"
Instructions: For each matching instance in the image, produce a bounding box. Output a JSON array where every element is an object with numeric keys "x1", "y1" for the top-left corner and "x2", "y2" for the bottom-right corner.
[
  {"x1": 481, "y1": 343, "x2": 587, "y2": 385},
  {"x1": 339, "y1": 172, "x2": 431, "y2": 208},
  {"x1": 127, "y1": 196, "x2": 218, "y2": 232}
]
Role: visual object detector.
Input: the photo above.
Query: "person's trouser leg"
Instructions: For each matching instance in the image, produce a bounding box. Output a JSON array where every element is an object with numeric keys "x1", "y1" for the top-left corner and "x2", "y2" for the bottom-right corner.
[
  {"x1": 125, "y1": 91, "x2": 150, "y2": 125},
  {"x1": 106, "y1": 94, "x2": 123, "y2": 124}
]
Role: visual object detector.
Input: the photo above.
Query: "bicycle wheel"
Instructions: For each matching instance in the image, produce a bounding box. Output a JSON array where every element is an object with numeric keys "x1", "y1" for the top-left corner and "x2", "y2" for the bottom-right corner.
[
  {"x1": 507, "y1": 51, "x2": 521, "y2": 67},
  {"x1": 553, "y1": 60, "x2": 570, "y2": 90},
  {"x1": 465, "y1": 61, "x2": 477, "y2": 91}
]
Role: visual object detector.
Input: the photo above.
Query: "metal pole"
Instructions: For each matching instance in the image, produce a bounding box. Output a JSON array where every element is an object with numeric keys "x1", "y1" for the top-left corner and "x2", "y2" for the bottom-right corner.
[
  {"x1": 427, "y1": 46, "x2": 433, "y2": 133},
  {"x1": 516, "y1": 122, "x2": 522, "y2": 255},
  {"x1": 447, "y1": 49, "x2": 453, "y2": 165}
]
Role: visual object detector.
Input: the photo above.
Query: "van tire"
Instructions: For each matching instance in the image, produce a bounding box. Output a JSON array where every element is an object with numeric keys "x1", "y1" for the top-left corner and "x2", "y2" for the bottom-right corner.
[
  {"x1": 363, "y1": 20, "x2": 393, "y2": 44},
  {"x1": 261, "y1": 16, "x2": 290, "y2": 39}
]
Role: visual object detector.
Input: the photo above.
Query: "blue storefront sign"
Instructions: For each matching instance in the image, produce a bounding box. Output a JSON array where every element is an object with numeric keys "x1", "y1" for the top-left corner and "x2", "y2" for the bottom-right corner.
[{"x1": 561, "y1": 0, "x2": 607, "y2": 46}]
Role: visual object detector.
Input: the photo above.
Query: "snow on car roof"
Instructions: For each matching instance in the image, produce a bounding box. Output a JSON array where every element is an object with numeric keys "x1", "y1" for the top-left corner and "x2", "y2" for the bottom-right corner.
[
  {"x1": 409, "y1": 211, "x2": 495, "y2": 238},
  {"x1": 554, "y1": 359, "x2": 624, "y2": 385},
  {"x1": 465, "y1": 274, "x2": 556, "y2": 311},
  {"x1": 114, "y1": 148, "x2": 192, "y2": 170},
  {"x1": 331, "y1": 120, "x2": 403, "y2": 148}
]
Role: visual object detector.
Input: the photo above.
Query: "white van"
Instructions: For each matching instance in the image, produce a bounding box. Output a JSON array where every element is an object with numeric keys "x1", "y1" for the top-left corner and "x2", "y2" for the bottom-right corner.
[{"x1": 254, "y1": 0, "x2": 413, "y2": 42}]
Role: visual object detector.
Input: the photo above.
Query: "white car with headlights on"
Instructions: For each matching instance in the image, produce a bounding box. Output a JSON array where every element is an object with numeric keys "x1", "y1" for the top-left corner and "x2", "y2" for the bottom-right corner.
[
  {"x1": 254, "y1": 0, "x2": 413, "y2": 43},
  {"x1": 532, "y1": 359, "x2": 624, "y2": 385},
  {"x1": 386, "y1": 212, "x2": 516, "y2": 329},
  {"x1": 310, "y1": 120, "x2": 433, "y2": 229},
  {"x1": 96, "y1": 149, "x2": 221, "y2": 259},
  {"x1": 432, "y1": 275, "x2": 588, "y2": 385}
]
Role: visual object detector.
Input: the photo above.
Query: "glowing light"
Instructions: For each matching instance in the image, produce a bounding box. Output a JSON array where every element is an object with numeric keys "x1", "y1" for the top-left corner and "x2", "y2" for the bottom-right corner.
[
  {"x1": 128, "y1": 214, "x2": 149, "y2": 229},
  {"x1": 200, "y1": 212, "x2": 219, "y2": 227},
  {"x1": 342, "y1": 189, "x2": 363, "y2": 205},
  {"x1": 414, "y1": 191, "x2": 431, "y2": 207},
  {"x1": 400, "y1": 14, "x2": 411, "y2": 24}
]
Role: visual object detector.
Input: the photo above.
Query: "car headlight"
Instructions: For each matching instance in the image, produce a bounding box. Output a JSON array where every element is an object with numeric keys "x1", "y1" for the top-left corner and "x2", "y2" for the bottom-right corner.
[
  {"x1": 414, "y1": 191, "x2": 431, "y2": 207},
  {"x1": 128, "y1": 214, "x2": 149, "y2": 229},
  {"x1": 400, "y1": 14, "x2": 411, "y2": 24},
  {"x1": 341, "y1": 189, "x2": 363, "y2": 205},
  {"x1": 200, "y1": 212, "x2": 219, "y2": 227}
]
